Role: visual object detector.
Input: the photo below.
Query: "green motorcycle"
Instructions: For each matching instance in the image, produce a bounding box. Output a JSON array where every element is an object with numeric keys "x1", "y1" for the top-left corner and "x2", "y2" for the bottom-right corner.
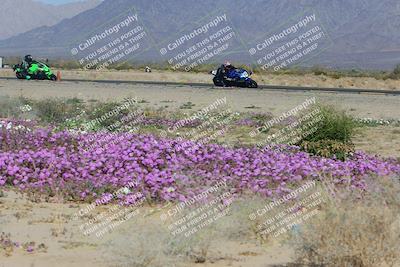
[{"x1": 13, "y1": 61, "x2": 57, "y2": 81}]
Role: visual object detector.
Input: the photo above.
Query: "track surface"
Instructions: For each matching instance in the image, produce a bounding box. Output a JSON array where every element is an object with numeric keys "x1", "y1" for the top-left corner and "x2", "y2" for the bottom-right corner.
[
  {"x1": 0, "y1": 76, "x2": 399, "y2": 95},
  {"x1": 1, "y1": 77, "x2": 399, "y2": 120}
]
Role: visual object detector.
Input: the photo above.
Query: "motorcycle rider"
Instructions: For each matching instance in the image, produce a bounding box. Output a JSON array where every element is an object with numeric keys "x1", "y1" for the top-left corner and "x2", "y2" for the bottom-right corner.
[
  {"x1": 22, "y1": 55, "x2": 33, "y2": 69},
  {"x1": 223, "y1": 61, "x2": 235, "y2": 71},
  {"x1": 22, "y1": 55, "x2": 40, "y2": 79},
  {"x1": 215, "y1": 61, "x2": 237, "y2": 86},
  {"x1": 15, "y1": 55, "x2": 32, "y2": 79},
  {"x1": 224, "y1": 61, "x2": 238, "y2": 78}
]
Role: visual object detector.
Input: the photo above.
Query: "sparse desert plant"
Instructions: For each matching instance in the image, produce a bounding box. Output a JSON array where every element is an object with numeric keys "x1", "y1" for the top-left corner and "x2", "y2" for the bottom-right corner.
[
  {"x1": 50, "y1": 60, "x2": 81, "y2": 70},
  {"x1": 104, "y1": 198, "x2": 261, "y2": 266},
  {"x1": 0, "y1": 232, "x2": 14, "y2": 256},
  {"x1": 311, "y1": 66, "x2": 328, "y2": 76},
  {"x1": 35, "y1": 99, "x2": 68, "y2": 123},
  {"x1": 298, "y1": 105, "x2": 357, "y2": 159},
  {"x1": 86, "y1": 101, "x2": 130, "y2": 130},
  {"x1": 215, "y1": 197, "x2": 266, "y2": 241},
  {"x1": 137, "y1": 99, "x2": 150, "y2": 104},
  {"x1": 0, "y1": 96, "x2": 25, "y2": 119},
  {"x1": 179, "y1": 102, "x2": 195, "y2": 109},
  {"x1": 244, "y1": 104, "x2": 261, "y2": 109},
  {"x1": 35, "y1": 98, "x2": 84, "y2": 124},
  {"x1": 111, "y1": 61, "x2": 134, "y2": 71},
  {"x1": 389, "y1": 64, "x2": 400, "y2": 79},
  {"x1": 290, "y1": 177, "x2": 400, "y2": 267},
  {"x1": 355, "y1": 118, "x2": 395, "y2": 127},
  {"x1": 105, "y1": 222, "x2": 173, "y2": 267},
  {"x1": 104, "y1": 217, "x2": 215, "y2": 266},
  {"x1": 299, "y1": 140, "x2": 355, "y2": 161},
  {"x1": 301, "y1": 105, "x2": 356, "y2": 144},
  {"x1": 164, "y1": 229, "x2": 213, "y2": 264},
  {"x1": 0, "y1": 232, "x2": 43, "y2": 256},
  {"x1": 329, "y1": 73, "x2": 341, "y2": 79}
]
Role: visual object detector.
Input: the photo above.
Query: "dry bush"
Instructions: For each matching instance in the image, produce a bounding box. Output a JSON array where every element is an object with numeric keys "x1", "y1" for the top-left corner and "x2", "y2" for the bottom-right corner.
[
  {"x1": 103, "y1": 211, "x2": 219, "y2": 266},
  {"x1": 104, "y1": 222, "x2": 175, "y2": 267},
  {"x1": 291, "y1": 176, "x2": 400, "y2": 267},
  {"x1": 102, "y1": 197, "x2": 265, "y2": 266}
]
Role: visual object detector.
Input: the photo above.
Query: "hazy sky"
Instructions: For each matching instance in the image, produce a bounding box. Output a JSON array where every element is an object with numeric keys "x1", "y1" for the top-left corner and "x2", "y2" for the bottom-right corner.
[{"x1": 36, "y1": 0, "x2": 83, "y2": 5}]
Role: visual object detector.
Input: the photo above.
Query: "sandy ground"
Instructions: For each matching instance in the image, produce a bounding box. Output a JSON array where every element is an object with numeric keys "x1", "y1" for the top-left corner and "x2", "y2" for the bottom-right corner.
[
  {"x1": 1, "y1": 68, "x2": 400, "y2": 90},
  {"x1": 0, "y1": 191, "x2": 293, "y2": 267},
  {"x1": 353, "y1": 126, "x2": 400, "y2": 158}
]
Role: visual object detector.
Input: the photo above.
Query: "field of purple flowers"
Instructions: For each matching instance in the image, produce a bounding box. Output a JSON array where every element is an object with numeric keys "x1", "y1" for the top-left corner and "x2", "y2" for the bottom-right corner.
[{"x1": 1, "y1": 120, "x2": 399, "y2": 204}]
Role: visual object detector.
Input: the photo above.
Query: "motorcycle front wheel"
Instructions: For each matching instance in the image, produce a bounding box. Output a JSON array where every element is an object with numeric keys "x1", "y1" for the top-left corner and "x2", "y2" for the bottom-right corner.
[{"x1": 248, "y1": 80, "x2": 258, "y2": 88}]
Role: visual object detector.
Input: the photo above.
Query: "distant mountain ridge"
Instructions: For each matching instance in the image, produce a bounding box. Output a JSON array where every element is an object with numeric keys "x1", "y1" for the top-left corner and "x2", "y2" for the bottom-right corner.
[
  {"x1": 0, "y1": 0, "x2": 101, "y2": 40},
  {"x1": 0, "y1": 0, "x2": 399, "y2": 69}
]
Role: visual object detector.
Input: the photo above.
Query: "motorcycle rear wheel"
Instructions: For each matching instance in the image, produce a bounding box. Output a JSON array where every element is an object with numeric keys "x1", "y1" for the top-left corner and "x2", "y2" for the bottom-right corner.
[
  {"x1": 16, "y1": 73, "x2": 25, "y2": 79},
  {"x1": 213, "y1": 77, "x2": 225, "y2": 87}
]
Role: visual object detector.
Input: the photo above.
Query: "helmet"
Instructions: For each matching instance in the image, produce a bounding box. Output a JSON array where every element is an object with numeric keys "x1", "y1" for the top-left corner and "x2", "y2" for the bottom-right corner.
[{"x1": 24, "y1": 55, "x2": 33, "y2": 63}]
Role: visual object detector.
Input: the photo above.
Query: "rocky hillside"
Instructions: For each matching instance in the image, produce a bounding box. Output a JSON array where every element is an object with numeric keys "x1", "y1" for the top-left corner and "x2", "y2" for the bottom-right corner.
[{"x1": 0, "y1": 0, "x2": 399, "y2": 69}]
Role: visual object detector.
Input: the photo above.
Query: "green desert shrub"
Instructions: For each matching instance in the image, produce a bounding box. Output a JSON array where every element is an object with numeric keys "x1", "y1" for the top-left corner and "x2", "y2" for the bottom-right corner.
[
  {"x1": 35, "y1": 99, "x2": 69, "y2": 123},
  {"x1": 298, "y1": 105, "x2": 357, "y2": 159},
  {"x1": 86, "y1": 101, "x2": 131, "y2": 131},
  {"x1": 35, "y1": 98, "x2": 84, "y2": 124},
  {"x1": 302, "y1": 105, "x2": 356, "y2": 144}
]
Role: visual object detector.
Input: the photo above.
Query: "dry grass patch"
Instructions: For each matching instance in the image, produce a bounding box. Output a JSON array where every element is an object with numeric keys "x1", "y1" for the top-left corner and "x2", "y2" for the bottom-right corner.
[{"x1": 290, "y1": 177, "x2": 400, "y2": 267}]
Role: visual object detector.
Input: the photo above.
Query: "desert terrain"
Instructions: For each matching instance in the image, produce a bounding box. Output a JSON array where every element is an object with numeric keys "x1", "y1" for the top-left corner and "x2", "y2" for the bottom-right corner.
[
  {"x1": 1, "y1": 71, "x2": 400, "y2": 267},
  {"x1": 2, "y1": 0, "x2": 400, "y2": 265},
  {"x1": 1, "y1": 68, "x2": 400, "y2": 90}
]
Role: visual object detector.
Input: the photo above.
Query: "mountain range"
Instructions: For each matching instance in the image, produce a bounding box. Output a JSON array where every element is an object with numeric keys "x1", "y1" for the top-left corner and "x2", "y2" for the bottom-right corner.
[{"x1": 0, "y1": 0, "x2": 399, "y2": 70}]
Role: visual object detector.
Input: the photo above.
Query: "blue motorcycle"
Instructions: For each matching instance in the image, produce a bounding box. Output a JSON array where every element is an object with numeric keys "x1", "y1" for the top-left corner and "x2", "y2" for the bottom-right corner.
[{"x1": 211, "y1": 66, "x2": 258, "y2": 88}]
